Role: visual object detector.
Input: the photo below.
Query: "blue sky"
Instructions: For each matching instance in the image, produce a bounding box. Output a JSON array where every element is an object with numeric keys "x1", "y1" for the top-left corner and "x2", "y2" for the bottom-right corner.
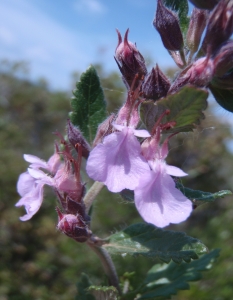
[
  {"x1": 0, "y1": 0, "x2": 177, "y2": 90},
  {"x1": 2, "y1": 0, "x2": 233, "y2": 147}
]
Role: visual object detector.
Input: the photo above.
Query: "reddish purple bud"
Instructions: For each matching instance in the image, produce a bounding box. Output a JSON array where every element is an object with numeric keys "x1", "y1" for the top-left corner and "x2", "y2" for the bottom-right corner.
[
  {"x1": 141, "y1": 65, "x2": 170, "y2": 101},
  {"x1": 213, "y1": 41, "x2": 233, "y2": 77},
  {"x1": 57, "y1": 192, "x2": 90, "y2": 222},
  {"x1": 92, "y1": 114, "x2": 115, "y2": 147},
  {"x1": 154, "y1": 0, "x2": 184, "y2": 51},
  {"x1": 54, "y1": 157, "x2": 85, "y2": 200},
  {"x1": 169, "y1": 57, "x2": 214, "y2": 93},
  {"x1": 115, "y1": 29, "x2": 147, "y2": 90},
  {"x1": 186, "y1": 8, "x2": 209, "y2": 54},
  {"x1": 67, "y1": 119, "x2": 91, "y2": 159},
  {"x1": 188, "y1": 57, "x2": 214, "y2": 85},
  {"x1": 56, "y1": 207, "x2": 92, "y2": 243},
  {"x1": 189, "y1": 0, "x2": 220, "y2": 10},
  {"x1": 201, "y1": 0, "x2": 233, "y2": 54}
]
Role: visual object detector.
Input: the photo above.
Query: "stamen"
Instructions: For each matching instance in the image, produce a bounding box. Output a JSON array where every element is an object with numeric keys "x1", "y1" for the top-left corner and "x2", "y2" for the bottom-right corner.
[
  {"x1": 151, "y1": 109, "x2": 170, "y2": 135},
  {"x1": 160, "y1": 132, "x2": 178, "y2": 159}
]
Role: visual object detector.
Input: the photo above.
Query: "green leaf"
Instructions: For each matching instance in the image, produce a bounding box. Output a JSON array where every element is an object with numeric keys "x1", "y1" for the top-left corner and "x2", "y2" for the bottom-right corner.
[
  {"x1": 162, "y1": 0, "x2": 189, "y2": 33},
  {"x1": 140, "y1": 86, "x2": 208, "y2": 134},
  {"x1": 138, "y1": 249, "x2": 220, "y2": 299},
  {"x1": 209, "y1": 84, "x2": 233, "y2": 113},
  {"x1": 103, "y1": 223, "x2": 208, "y2": 263},
  {"x1": 88, "y1": 286, "x2": 119, "y2": 300},
  {"x1": 75, "y1": 273, "x2": 96, "y2": 300},
  {"x1": 176, "y1": 182, "x2": 232, "y2": 207},
  {"x1": 70, "y1": 65, "x2": 106, "y2": 142}
]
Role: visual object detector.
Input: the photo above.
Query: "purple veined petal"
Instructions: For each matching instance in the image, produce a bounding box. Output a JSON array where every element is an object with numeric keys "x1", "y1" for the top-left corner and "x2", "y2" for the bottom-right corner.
[
  {"x1": 24, "y1": 154, "x2": 48, "y2": 169},
  {"x1": 133, "y1": 129, "x2": 151, "y2": 138},
  {"x1": 86, "y1": 127, "x2": 150, "y2": 192},
  {"x1": 134, "y1": 165, "x2": 192, "y2": 228},
  {"x1": 15, "y1": 183, "x2": 44, "y2": 221},
  {"x1": 165, "y1": 165, "x2": 188, "y2": 177},
  {"x1": 17, "y1": 172, "x2": 36, "y2": 197}
]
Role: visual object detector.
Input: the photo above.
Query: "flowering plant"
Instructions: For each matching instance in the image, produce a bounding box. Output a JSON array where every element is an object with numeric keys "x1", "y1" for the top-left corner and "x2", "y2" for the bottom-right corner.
[{"x1": 15, "y1": 0, "x2": 233, "y2": 298}]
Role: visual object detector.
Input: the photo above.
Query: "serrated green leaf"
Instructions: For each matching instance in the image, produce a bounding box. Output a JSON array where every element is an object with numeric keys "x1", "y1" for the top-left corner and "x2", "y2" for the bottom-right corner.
[
  {"x1": 137, "y1": 249, "x2": 220, "y2": 299},
  {"x1": 75, "y1": 273, "x2": 96, "y2": 300},
  {"x1": 162, "y1": 0, "x2": 189, "y2": 33},
  {"x1": 176, "y1": 182, "x2": 232, "y2": 207},
  {"x1": 140, "y1": 86, "x2": 208, "y2": 134},
  {"x1": 88, "y1": 286, "x2": 119, "y2": 300},
  {"x1": 209, "y1": 84, "x2": 233, "y2": 113},
  {"x1": 103, "y1": 223, "x2": 208, "y2": 263},
  {"x1": 70, "y1": 65, "x2": 106, "y2": 142}
]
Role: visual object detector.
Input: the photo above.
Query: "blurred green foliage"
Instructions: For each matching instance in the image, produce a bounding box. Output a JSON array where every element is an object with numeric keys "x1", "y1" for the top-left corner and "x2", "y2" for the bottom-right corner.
[{"x1": 1, "y1": 60, "x2": 233, "y2": 299}]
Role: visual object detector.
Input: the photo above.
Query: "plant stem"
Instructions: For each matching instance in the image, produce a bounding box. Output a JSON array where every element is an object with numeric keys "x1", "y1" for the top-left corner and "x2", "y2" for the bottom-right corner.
[
  {"x1": 84, "y1": 181, "x2": 105, "y2": 214},
  {"x1": 179, "y1": 48, "x2": 187, "y2": 67},
  {"x1": 87, "y1": 241, "x2": 122, "y2": 295}
]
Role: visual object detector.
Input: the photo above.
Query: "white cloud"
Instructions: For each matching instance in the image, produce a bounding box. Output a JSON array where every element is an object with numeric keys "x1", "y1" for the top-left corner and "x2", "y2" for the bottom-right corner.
[
  {"x1": 73, "y1": 0, "x2": 107, "y2": 15},
  {"x1": 0, "y1": 0, "x2": 104, "y2": 90}
]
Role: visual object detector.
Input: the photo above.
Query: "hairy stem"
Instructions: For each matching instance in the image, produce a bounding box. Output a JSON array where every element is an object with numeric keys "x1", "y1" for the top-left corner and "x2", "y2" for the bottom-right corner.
[
  {"x1": 87, "y1": 241, "x2": 121, "y2": 295},
  {"x1": 84, "y1": 181, "x2": 105, "y2": 214},
  {"x1": 179, "y1": 48, "x2": 187, "y2": 68}
]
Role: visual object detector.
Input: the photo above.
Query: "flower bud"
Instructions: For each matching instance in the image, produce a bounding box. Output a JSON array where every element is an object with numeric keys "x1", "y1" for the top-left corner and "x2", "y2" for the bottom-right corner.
[
  {"x1": 141, "y1": 65, "x2": 170, "y2": 101},
  {"x1": 201, "y1": 0, "x2": 233, "y2": 55},
  {"x1": 153, "y1": 0, "x2": 184, "y2": 51},
  {"x1": 115, "y1": 29, "x2": 147, "y2": 90},
  {"x1": 186, "y1": 8, "x2": 209, "y2": 54},
  {"x1": 54, "y1": 158, "x2": 85, "y2": 200},
  {"x1": 169, "y1": 57, "x2": 214, "y2": 93},
  {"x1": 64, "y1": 196, "x2": 89, "y2": 219},
  {"x1": 213, "y1": 41, "x2": 233, "y2": 77},
  {"x1": 56, "y1": 207, "x2": 92, "y2": 243},
  {"x1": 67, "y1": 119, "x2": 91, "y2": 159},
  {"x1": 189, "y1": 0, "x2": 220, "y2": 10}
]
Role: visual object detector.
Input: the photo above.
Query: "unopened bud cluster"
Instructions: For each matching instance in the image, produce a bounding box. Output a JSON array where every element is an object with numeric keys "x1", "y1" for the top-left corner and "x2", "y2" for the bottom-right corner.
[{"x1": 149, "y1": 0, "x2": 233, "y2": 105}]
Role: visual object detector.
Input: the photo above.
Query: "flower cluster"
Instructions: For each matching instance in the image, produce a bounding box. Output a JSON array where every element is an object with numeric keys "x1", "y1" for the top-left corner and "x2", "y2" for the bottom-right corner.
[
  {"x1": 18, "y1": 0, "x2": 233, "y2": 231},
  {"x1": 84, "y1": 28, "x2": 193, "y2": 228},
  {"x1": 16, "y1": 121, "x2": 92, "y2": 242},
  {"x1": 86, "y1": 93, "x2": 192, "y2": 227}
]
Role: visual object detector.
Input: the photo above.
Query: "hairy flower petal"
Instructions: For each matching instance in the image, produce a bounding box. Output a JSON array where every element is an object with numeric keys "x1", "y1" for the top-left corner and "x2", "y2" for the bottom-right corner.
[
  {"x1": 165, "y1": 165, "x2": 188, "y2": 177},
  {"x1": 16, "y1": 153, "x2": 60, "y2": 221},
  {"x1": 86, "y1": 127, "x2": 150, "y2": 192},
  {"x1": 135, "y1": 163, "x2": 192, "y2": 228},
  {"x1": 17, "y1": 172, "x2": 36, "y2": 197},
  {"x1": 27, "y1": 168, "x2": 54, "y2": 185},
  {"x1": 15, "y1": 183, "x2": 44, "y2": 221},
  {"x1": 24, "y1": 154, "x2": 48, "y2": 169}
]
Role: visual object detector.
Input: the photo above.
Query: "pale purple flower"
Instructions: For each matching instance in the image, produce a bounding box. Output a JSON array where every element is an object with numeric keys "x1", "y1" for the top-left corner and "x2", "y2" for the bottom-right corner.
[
  {"x1": 135, "y1": 137, "x2": 192, "y2": 228},
  {"x1": 15, "y1": 153, "x2": 62, "y2": 221},
  {"x1": 86, "y1": 125, "x2": 150, "y2": 192}
]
